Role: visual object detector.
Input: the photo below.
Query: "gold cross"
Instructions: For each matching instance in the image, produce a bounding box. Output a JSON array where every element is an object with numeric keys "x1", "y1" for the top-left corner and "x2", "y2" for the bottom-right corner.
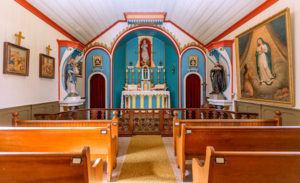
[
  {"x1": 14, "y1": 31, "x2": 25, "y2": 46},
  {"x1": 46, "y1": 45, "x2": 52, "y2": 56}
]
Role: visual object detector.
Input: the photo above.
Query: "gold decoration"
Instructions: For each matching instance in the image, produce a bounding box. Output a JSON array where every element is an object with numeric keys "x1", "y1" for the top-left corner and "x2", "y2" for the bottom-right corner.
[{"x1": 14, "y1": 31, "x2": 25, "y2": 46}]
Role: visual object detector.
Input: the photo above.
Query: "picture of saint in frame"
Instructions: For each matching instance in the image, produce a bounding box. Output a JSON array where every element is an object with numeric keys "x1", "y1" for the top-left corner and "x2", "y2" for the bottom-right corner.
[
  {"x1": 189, "y1": 55, "x2": 198, "y2": 67},
  {"x1": 93, "y1": 55, "x2": 102, "y2": 66}
]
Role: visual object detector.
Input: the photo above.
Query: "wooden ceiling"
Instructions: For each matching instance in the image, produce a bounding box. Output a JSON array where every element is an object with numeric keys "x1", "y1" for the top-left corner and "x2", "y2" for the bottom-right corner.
[{"x1": 26, "y1": 0, "x2": 267, "y2": 45}]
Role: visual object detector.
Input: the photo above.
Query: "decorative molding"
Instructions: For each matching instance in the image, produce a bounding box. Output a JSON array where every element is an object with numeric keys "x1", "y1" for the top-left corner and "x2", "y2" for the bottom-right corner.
[
  {"x1": 15, "y1": 0, "x2": 81, "y2": 43},
  {"x1": 206, "y1": 40, "x2": 234, "y2": 51},
  {"x1": 206, "y1": 0, "x2": 279, "y2": 46},
  {"x1": 57, "y1": 40, "x2": 85, "y2": 51}
]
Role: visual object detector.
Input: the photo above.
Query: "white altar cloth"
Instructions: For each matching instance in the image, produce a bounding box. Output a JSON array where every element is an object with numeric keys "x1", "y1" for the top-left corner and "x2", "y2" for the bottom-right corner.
[{"x1": 121, "y1": 90, "x2": 170, "y2": 109}]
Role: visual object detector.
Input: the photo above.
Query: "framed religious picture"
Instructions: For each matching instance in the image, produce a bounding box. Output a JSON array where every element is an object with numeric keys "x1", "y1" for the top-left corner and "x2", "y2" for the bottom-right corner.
[
  {"x1": 189, "y1": 55, "x2": 198, "y2": 67},
  {"x1": 3, "y1": 42, "x2": 30, "y2": 76},
  {"x1": 93, "y1": 55, "x2": 102, "y2": 66},
  {"x1": 39, "y1": 54, "x2": 55, "y2": 79},
  {"x1": 235, "y1": 8, "x2": 294, "y2": 106},
  {"x1": 77, "y1": 61, "x2": 83, "y2": 77}
]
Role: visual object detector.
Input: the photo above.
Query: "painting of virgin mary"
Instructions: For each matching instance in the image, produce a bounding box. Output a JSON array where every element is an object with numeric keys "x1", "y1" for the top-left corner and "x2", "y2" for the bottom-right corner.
[
  {"x1": 235, "y1": 8, "x2": 294, "y2": 106},
  {"x1": 255, "y1": 37, "x2": 276, "y2": 85}
]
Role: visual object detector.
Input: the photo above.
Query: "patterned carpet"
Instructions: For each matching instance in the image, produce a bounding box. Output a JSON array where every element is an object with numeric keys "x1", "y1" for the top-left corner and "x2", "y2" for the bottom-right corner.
[{"x1": 118, "y1": 135, "x2": 176, "y2": 182}]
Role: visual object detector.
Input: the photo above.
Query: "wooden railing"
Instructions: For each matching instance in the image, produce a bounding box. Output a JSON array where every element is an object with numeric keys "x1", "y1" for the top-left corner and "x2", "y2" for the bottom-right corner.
[{"x1": 34, "y1": 108, "x2": 258, "y2": 136}]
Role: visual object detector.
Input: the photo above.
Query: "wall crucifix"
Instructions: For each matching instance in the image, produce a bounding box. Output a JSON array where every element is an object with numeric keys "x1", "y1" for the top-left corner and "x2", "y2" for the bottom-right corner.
[
  {"x1": 46, "y1": 45, "x2": 52, "y2": 56},
  {"x1": 14, "y1": 31, "x2": 25, "y2": 46}
]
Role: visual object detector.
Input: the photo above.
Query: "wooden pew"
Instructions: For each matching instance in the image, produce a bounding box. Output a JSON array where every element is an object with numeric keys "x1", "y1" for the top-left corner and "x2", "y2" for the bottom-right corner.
[
  {"x1": 12, "y1": 111, "x2": 119, "y2": 153},
  {"x1": 0, "y1": 147, "x2": 102, "y2": 183},
  {"x1": 173, "y1": 110, "x2": 281, "y2": 156},
  {"x1": 0, "y1": 127, "x2": 115, "y2": 182},
  {"x1": 177, "y1": 126, "x2": 300, "y2": 180},
  {"x1": 192, "y1": 146, "x2": 300, "y2": 183}
]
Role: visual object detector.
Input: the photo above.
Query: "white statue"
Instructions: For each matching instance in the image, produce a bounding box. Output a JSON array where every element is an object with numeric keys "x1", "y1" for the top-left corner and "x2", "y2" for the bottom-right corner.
[
  {"x1": 141, "y1": 40, "x2": 149, "y2": 65},
  {"x1": 65, "y1": 58, "x2": 79, "y2": 96}
]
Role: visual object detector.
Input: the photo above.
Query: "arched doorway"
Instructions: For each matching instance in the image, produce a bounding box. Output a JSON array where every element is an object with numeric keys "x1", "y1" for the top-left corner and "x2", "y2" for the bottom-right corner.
[
  {"x1": 90, "y1": 74, "x2": 106, "y2": 109},
  {"x1": 185, "y1": 74, "x2": 201, "y2": 118}
]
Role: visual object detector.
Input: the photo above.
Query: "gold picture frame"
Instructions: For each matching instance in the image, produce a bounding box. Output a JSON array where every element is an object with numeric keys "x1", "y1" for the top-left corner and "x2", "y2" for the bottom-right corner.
[
  {"x1": 3, "y1": 42, "x2": 30, "y2": 76},
  {"x1": 93, "y1": 55, "x2": 102, "y2": 66},
  {"x1": 39, "y1": 54, "x2": 55, "y2": 79},
  {"x1": 189, "y1": 55, "x2": 198, "y2": 67},
  {"x1": 235, "y1": 8, "x2": 294, "y2": 106}
]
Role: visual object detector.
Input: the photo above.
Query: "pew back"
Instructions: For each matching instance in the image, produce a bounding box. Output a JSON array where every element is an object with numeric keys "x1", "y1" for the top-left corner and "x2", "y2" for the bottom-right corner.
[
  {"x1": 173, "y1": 111, "x2": 281, "y2": 155},
  {"x1": 0, "y1": 127, "x2": 115, "y2": 181},
  {"x1": 13, "y1": 119, "x2": 119, "y2": 153},
  {"x1": 0, "y1": 147, "x2": 103, "y2": 183},
  {"x1": 177, "y1": 126, "x2": 300, "y2": 180},
  {"x1": 192, "y1": 147, "x2": 300, "y2": 183}
]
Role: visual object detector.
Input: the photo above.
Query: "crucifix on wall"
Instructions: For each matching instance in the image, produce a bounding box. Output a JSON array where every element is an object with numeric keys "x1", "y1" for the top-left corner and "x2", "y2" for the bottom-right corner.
[
  {"x1": 14, "y1": 31, "x2": 25, "y2": 46},
  {"x1": 46, "y1": 45, "x2": 52, "y2": 56}
]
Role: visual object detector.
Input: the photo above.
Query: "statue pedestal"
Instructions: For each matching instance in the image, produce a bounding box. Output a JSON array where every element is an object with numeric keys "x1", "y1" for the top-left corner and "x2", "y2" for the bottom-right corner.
[
  {"x1": 208, "y1": 99, "x2": 233, "y2": 111},
  {"x1": 60, "y1": 96, "x2": 85, "y2": 111},
  {"x1": 209, "y1": 93, "x2": 225, "y2": 100}
]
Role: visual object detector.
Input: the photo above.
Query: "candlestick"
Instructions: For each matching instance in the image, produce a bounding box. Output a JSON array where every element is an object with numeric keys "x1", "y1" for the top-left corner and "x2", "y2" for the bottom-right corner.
[
  {"x1": 132, "y1": 69, "x2": 134, "y2": 84},
  {"x1": 138, "y1": 70, "x2": 141, "y2": 84},
  {"x1": 164, "y1": 69, "x2": 166, "y2": 84},
  {"x1": 158, "y1": 69, "x2": 160, "y2": 84},
  {"x1": 125, "y1": 69, "x2": 128, "y2": 86}
]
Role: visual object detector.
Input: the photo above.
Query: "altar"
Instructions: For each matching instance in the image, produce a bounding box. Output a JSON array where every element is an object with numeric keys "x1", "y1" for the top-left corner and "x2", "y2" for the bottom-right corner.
[
  {"x1": 120, "y1": 37, "x2": 170, "y2": 109},
  {"x1": 121, "y1": 90, "x2": 170, "y2": 109}
]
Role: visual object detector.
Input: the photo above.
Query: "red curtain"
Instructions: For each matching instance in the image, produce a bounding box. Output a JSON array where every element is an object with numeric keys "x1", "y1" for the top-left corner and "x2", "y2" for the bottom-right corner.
[
  {"x1": 186, "y1": 74, "x2": 201, "y2": 108},
  {"x1": 90, "y1": 74, "x2": 105, "y2": 108}
]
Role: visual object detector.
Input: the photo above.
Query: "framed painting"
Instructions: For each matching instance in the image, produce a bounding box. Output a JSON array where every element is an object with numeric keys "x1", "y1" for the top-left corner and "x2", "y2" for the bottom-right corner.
[
  {"x1": 39, "y1": 54, "x2": 55, "y2": 78},
  {"x1": 235, "y1": 8, "x2": 294, "y2": 106},
  {"x1": 189, "y1": 55, "x2": 198, "y2": 67},
  {"x1": 3, "y1": 42, "x2": 30, "y2": 76},
  {"x1": 93, "y1": 55, "x2": 102, "y2": 66},
  {"x1": 77, "y1": 61, "x2": 82, "y2": 78}
]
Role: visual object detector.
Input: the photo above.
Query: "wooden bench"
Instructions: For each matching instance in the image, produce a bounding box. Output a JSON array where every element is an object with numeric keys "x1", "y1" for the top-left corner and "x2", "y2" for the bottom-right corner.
[
  {"x1": 0, "y1": 147, "x2": 102, "y2": 183},
  {"x1": 0, "y1": 127, "x2": 116, "y2": 182},
  {"x1": 176, "y1": 126, "x2": 300, "y2": 180},
  {"x1": 192, "y1": 146, "x2": 300, "y2": 183},
  {"x1": 12, "y1": 111, "x2": 119, "y2": 153},
  {"x1": 173, "y1": 110, "x2": 281, "y2": 156}
]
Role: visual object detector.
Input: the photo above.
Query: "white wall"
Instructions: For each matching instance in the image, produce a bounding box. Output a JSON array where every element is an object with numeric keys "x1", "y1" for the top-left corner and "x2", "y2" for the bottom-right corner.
[
  {"x1": 221, "y1": 0, "x2": 300, "y2": 109},
  {"x1": 0, "y1": 0, "x2": 70, "y2": 109}
]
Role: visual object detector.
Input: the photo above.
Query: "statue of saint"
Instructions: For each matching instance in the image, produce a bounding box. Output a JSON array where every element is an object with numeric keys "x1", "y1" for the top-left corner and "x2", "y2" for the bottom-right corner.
[
  {"x1": 210, "y1": 62, "x2": 227, "y2": 94},
  {"x1": 65, "y1": 58, "x2": 79, "y2": 96},
  {"x1": 256, "y1": 37, "x2": 276, "y2": 85},
  {"x1": 141, "y1": 40, "x2": 150, "y2": 66}
]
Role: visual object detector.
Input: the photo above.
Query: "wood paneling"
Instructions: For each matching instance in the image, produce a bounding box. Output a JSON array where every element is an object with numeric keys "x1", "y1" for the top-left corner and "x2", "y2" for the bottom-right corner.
[
  {"x1": 0, "y1": 101, "x2": 59, "y2": 126},
  {"x1": 235, "y1": 101, "x2": 300, "y2": 126}
]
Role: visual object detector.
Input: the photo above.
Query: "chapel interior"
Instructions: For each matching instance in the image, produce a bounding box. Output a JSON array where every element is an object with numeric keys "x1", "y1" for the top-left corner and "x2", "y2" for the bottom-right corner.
[{"x1": 1, "y1": 0, "x2": 300, "y2": 182}]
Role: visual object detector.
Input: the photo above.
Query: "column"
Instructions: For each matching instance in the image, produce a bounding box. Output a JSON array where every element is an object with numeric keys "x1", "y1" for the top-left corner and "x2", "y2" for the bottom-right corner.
[
  {"x1": 156, "y1": 95, "x2": 160, "y2": 108},
  {"x1": 128, "y1": 96, "x2": 131, "y2": 108},
  {"x1": 149, "y1": 95, "x2": 152, "y2": 109},
  {"x1": 140, "y1": 95, "x2": 144, "y2": 109},
  {"x1": 132, "y1": 95, "x2": 136, "y2": 108},
  {"x1": 162, "y1": 95, "x2": 165, "y2": 108}
]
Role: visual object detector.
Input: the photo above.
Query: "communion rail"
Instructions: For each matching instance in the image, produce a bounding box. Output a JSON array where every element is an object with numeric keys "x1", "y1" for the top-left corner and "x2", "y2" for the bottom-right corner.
[{"x1": 34, "y1": 108, "x2": 258, "y2": 136}]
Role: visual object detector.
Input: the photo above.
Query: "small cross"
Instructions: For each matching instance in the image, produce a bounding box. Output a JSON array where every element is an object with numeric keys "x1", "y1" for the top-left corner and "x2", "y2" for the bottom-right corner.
[
  {"x1": 46, "y1": 45, "x2": 52, "y2": 56},
  {"x1": 14, "y1": 31, "x2": 25, "y2": 46}
]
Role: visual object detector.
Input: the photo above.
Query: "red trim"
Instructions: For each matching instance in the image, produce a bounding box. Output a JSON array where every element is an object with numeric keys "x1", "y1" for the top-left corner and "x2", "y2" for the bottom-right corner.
[
  {"x1": 85, "y1": 20, "x2": 127, "y2": 47},
  {"x1": 15, "y1": 0, "x2": 82, "y2": 44},
  {"x1": 57, "y1": 40, "x2": 84, "y2": 51},
  {"x1": 206, "y1": 0, "x2": 278, "y2": 46},
  {"x1": 164, "y1": 20, "x2": 206, "y2": 47},
  {"x1": 58, "y1": 43, "x2": 61, "y2": 101},
  {"x1": 206, "y1": 40, "x2": 234, "y2": 51},
  {"x1": 231, "y1": 43, "x2": 234, "y2": 100}
]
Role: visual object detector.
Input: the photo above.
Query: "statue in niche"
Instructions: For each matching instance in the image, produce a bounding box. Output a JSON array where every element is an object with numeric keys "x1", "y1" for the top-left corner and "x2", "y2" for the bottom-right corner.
[
  {"x1": 65, "y1": 58, "x2": 79, "y2": 96},
  {"x1": 210, "y1": 62, "x2": 227, "y2": 94},
  {"x1": 141, "y1": 39, "x2": 150, "y2": 66}
]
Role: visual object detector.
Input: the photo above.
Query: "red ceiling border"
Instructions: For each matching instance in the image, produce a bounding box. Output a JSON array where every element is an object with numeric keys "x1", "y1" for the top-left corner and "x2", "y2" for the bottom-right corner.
[
  {"x1": 205, "y1": 0, "x2": 279, "y2": 46},
  {"x1": 57, "y1": 40, "x2": 84, "y2": 51},
  {"x1": 15, "y1": 0, "x2": 82, "y2": 44},
  {"x1": 206, "y1": 40, "x2": 234, "y2": 51}
]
